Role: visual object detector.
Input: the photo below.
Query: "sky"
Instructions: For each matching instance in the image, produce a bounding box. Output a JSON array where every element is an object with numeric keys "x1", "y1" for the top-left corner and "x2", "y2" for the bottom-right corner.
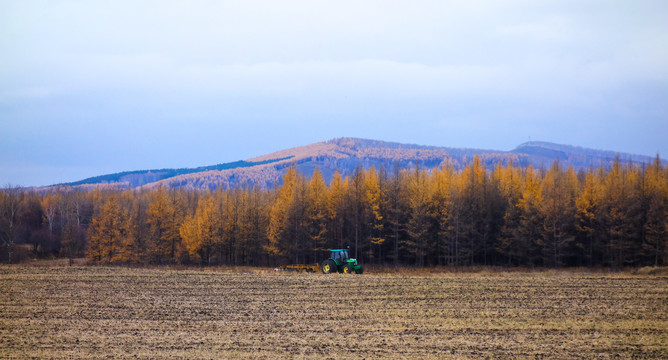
[{"x1": 1, "y1": 0, "x2": 667, "y2": 187}]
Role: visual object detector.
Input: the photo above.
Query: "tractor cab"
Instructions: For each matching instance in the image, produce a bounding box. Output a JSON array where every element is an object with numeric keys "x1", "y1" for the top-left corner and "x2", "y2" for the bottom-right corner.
[
  {"x1": 331, "y1": 249, "x2": 348, "y2": 264},
  {"x1": 321, "y1": 248, "x2": 363, "y2": 274}
]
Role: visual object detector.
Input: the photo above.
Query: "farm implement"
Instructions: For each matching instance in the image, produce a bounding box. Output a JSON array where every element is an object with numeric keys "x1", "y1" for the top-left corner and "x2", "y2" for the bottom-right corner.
[
  {"x1": 275, "y1": 248, "x2": 363, "y2": 274},
  {"x1": 276, "y1": 264, "x2": 320, "y2": 273}
]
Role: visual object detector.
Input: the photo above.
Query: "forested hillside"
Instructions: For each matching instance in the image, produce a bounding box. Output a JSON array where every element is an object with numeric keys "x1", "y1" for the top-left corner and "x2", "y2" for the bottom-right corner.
[
  {"x1": 54, "y1": 138, "x2": 664, "y2": 191},
  {"x1": 63, "y1": 157, "x2": 291, "y2": 188},
  {"x1": 3, "y1": 156, "x2": 666, "y2": 268}
]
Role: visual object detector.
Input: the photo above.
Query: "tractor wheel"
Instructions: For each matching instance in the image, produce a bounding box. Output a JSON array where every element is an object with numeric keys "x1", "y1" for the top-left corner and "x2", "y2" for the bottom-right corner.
[
  {"x1": 355, "y1": 267, "x2": 364, "y2": 274},
  {"x1": 321, "y1": 260, "x2": 336, "y2": 274},
  {"x1": 343, "y1": 265, "x2": 353, "y2": 274}
]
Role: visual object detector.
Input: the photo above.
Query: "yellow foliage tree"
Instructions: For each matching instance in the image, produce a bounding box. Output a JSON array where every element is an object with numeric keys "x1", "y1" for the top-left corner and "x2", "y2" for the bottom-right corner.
[
  {"x1": 147, "y1": 187, "x2": 184, "y2": 263},
  {"x1": 306, "y1": 168, "x2": 329, "y2": 262},
  {"x1": 429, "y1": 165, "x2": 454, "y2": 265},
  {"x1": 180, "y1": 195, "x2": 220, "y2": 265},
  {"x1": 539, "y1": 162, "x2": 577, "y2": 267},
  {"x1": 327, "y1": 171, "x2": 347, "y2": 249},
  {"x1": 365, "y1": 166, "x2": 385, "y2": 262},
  {"x1": 266, "y1": 165, "x2": 304, "y2": 262},
  {"x1": 576, "y1": 169, "x2": 602, "y2": 265},
  {"x1": 87, "y1": 195, "x2": 128, "y2": 263}
]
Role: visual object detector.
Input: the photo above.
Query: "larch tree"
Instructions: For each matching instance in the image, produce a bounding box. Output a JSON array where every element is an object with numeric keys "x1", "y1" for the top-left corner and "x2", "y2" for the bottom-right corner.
[
  {"x1": 180, "y1": 195, "x2": 221, "y2": 265},
  {"x1": 7, "y1": 153, "x2": 668, "y2": 269},
  {"x1": 147, "y1": 188, "x2": 184, "y2": 263},
  {"x1": 641, "y1": 156, "x2": 667, "y2": 265},
  {"x1": 405, "y1": 165, "x2": 430, "y2": 267},
  {"x1": 457, "y1": 155, "x2": 487, "y2": 266},
  {"x1": 386, "y1": 163, "x2": 406, "y2": 266},
  {"x1": 539, "y1": 162, "x2": 578, "y2": 267},
  {"x1": 429, "y1": 165, "x2": 455, "y2": 266},
  {"x1": 365, "y1": 166, "x2": 385, "y2": 263},
  {"x1": 266, "y1": 165, "x2": 303, "y2": 263},
  {"x1": 307, "y1": 168, "x2": 329, "y2": 263},
  {"x1": 576, "y1": 169, "x2": 603, "y2": 266},
  {"x1": 601, "y1": 158, "x2": 641, "y2": 268},
  {"x1": 118, "y1": 192, "x2": 148, "y2": 263},
  {"x1": 327, "y1": 171, "x2": 347, "y2": 250},
  {"x1": 496, "y1": 161, "x2": 524, "y2": 265},
  {"x1": 241, "y1": 187, "x2": 269, "y2": 266},
  {"x1": 87, "y1": 195, "x2": 128, "y2": 263},
  {"x1": 516, "y1": 166, "x2": 543, "y2": 266},
  {"x1": 349, "y1": 166, "x2": 367, "y2": 260}
]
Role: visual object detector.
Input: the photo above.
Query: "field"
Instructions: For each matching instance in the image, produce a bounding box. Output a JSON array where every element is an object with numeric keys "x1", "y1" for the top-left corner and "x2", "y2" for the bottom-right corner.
[{"x1": 1, "y1": 266, "x2": 667, "y2": 359}]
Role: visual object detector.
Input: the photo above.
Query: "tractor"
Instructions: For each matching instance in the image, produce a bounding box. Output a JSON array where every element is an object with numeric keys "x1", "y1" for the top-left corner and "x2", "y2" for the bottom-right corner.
[{"x1": 321, "y1": 248, "x2": 363, "y2": 274}]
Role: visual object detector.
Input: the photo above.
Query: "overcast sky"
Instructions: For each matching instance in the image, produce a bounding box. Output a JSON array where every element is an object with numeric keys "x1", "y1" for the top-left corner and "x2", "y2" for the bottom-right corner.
[{"x1": 1, "y1": 1, "x2": 667, "y2": 186}]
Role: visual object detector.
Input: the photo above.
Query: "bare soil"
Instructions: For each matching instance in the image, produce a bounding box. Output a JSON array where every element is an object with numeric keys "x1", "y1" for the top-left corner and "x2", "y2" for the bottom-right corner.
[{"x1": 1, "y1": 266, "x2": 666, "y2": 359}]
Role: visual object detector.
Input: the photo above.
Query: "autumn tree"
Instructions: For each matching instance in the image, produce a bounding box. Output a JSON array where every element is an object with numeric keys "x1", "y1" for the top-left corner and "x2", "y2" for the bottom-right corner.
[
  {"x1": 405, "y1": 165, "x2": 430, "y2": 266},
  {"x1": 0, "y1": 186, "x2": 23, "y2": 263},
  {"x1": 496, "y1": 161, "x2": 524, "y2": 265},
  {"x1": 515, "y1": 166, "x2": 543, "y2": 266},
  {"x1": 266, "y1": 165, "x2": 308, "y2": 264},
  {"x1": 539, "y1": 162, "x2": 578, "y2": 267},
  {"x1": 348, "y1": 166, "x2": 367, "y2": 260},
  {"x1": 146, "y1": 188, "x2": 185, "y2": 263},
  {"x1": 60, "y1": 220, "x2": 85, "y2": 263},
  {"x1": 87, "y1": 195, "x2": 128, "y2": 263},
  {"x1": 365, "y1": 166, "x2": 385, "y2": 263},
  {"x1": 41, "y1": 192, "x2": 61, "y2": 247},
  {"x1": 455, "y1": 156, "x2": 489, "y2": 266},
  {"x1": 20, "y1": 193, "x2": 46, "y2": 256},
  {"x1": 180, "y1": 195, "x2": 221, "y2": 265},
  {"x1": 601, "y1": 158, "x2": 642, "y2": 268},
  {"x1": 117, "y1": 192, "x2": 148, "y2": 263},
  {"x1": 386, "y1": 163, "x2": 406, "y2": 266},
  {"x1": 575, "y1": 169, "x2": 603, "y2": 266},
  {"x1": 239, "y1": 187, "x2": 269, "y2": 266},
  {"x1": 306, "y1": 168, "x2": 330, "y2": 263},
  {"x1": 6, "y1": 155, "x2": 667, "y2": 268},
  {"x1": 640, "y1": 156, "x2": 668, "y2": 265},
  {"x1": 327, "y1": 171, "x2": 347, "y2": 250},
  {"x1": 429, "y1": 165, "x2": 454, "y2": 265}
]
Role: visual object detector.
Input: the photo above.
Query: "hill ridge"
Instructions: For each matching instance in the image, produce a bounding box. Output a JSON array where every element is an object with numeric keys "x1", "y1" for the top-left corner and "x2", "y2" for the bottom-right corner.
[{"x1": 52, "y1": 138, "x2": 665, "y2": 190}]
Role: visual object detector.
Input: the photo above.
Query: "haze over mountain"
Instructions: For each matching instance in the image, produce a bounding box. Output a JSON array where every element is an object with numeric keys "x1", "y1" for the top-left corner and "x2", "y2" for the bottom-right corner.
[{"x1": 49, "y1": 138, "x2": 664, "y2": 191}]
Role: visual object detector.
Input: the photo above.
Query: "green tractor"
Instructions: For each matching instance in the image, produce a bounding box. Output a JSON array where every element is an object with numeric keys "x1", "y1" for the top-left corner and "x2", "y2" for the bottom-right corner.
[{"x1": 321, "y1": 248, "x2": 363, "y2": 274}]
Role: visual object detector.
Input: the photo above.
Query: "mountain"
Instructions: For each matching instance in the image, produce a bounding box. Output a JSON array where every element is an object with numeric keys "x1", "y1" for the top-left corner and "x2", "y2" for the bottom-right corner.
[
  {"x1": 54, "y1": 138, "x2": 664, "y2": 190},
  {"x1": 64, "y1": 157, "x2": 292, "y2": 188}
]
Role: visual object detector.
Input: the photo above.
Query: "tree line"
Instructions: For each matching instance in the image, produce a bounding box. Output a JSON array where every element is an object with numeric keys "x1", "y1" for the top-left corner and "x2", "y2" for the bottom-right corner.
[{"x1": 1, "y1": 155, "x2": 666, "y2": 268}]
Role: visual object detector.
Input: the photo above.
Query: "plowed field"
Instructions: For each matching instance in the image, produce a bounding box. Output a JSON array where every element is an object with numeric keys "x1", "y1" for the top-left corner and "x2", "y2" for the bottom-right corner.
[{"x1": 1, "y1": 266, "x2": 666, "y2": 359}]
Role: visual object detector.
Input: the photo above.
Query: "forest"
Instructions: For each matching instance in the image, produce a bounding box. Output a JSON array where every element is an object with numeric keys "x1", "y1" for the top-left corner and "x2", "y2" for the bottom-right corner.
[{"x1": 1, "y1": 155, "x2": 666, "y2": 268}]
